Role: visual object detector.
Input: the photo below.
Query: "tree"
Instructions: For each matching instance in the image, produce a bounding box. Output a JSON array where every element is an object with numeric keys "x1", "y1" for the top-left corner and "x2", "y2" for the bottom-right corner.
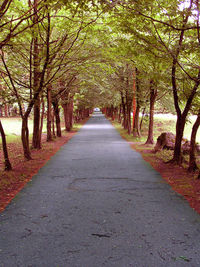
[
  {"x1": 0, "y1": 0, "x2": 39, "y2": 48},
  {"x1": 145, "y1": 80, "x2": 157, "y2": 144},
  {"x1": 118, "y1": 0, "x2": 200, "y2": 163},
  {"x1": 0, "y1": 119, "x2": 12, "y2": 170},
  {"x1": 188, "y1": 93, "x2": 200, "y2": 173},
  {"x1": 188, "y1": 110, "x2": 200, "y2": 172},
  {"x1": 0, "y1": 0, "x2": 102, "y2": 158},
  {"x1": 0, "y1": 0, "x2": 41, "y2": 164},
  {"x1": 1, "y1": 3, "x2": 51, "y2": 159}
]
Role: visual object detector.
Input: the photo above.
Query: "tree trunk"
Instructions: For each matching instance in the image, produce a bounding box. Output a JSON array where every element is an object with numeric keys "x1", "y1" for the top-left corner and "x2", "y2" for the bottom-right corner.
[
  {"x1": 114, "y1": 107, "x2": 118, "y2": 121},
  {"x1": 39, "y1": 97, "x2": 45, "y2": 145},
  {"x1": 133, "y1": 105, "x2": 141, "y2": 137},
  {"x1": 111, "y1": 105, "x2": 115, "y2": 120},
  {"x1": 127, "y1": 105, "x2": 131, "y2": 134},
  {"x1": 32, "y1": 0, "x2": 41, "y2": 149},
  {"x1": 170, "y1": 115, "x2": 186, "y2": 164},
  {"x1": 4, "y1": 103, "x2": 8, "y2": 117},
  {"x1": 52, "y1": 113, "x2": 56, "y2": 137},
  {"x1": 81, "y1": 109, "x2": 84, "y2": 120},
  {"x1": 53, "y1": 99, "x2": 61, "y2": 137},
  {"x1": 145, "y1": 81, "x2": 157, "y2": 144},
  {"x1": 133, "y1": 68, "x2": 141, "y2": 137},
  {"x1": 132, "y1": 67, "x2": 136, "y2": 130},
  {"x1": 32, "y1": 97, "x2": 41, "y2": 149},
  {"x1": 140, "y1": 107, "x2": 146, "y2": 130},
  {"x1": 46, "y1": 85, "x2": 52, "y2": 141},
  {"x1": 118, "y1": 105, "x2": 122, "y2": 123},
  {"x1": 87, "y1": 108, "x2": 89, "y2": 117},
  {"x1": 121, "y1": 94, "x2": 127, "y2": 129},
  {"x1": 125, "y1": 82, "x2": 132, "y2": 135},
  {"x1": 63, "y1": 96, "x2": 74, "y2": 132},
  {"x1": 0, "y1": 119, "x2": 12, "y2": 171},
  {"x1": 188, "y1": 111, "x2": 200, "y2": 172},
  {"x1": 21, "y1": 116, "x2": 32, "y2": 160},
  {"x1": 63, "y1": 103, "x2": 70, "y2": 131},
  {"x1": 69, "y1": 96, "x2": 74, "y2": 130},
  {"x1": 171, "y1": 49, "x2": 200, "y2": 164},
  {"x1": 32, "y1": 7, "x2": 41, "y2": 148}
]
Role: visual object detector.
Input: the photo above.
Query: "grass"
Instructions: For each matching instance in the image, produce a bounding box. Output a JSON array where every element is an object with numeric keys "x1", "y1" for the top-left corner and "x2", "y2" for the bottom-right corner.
[
  {"x1": 0, "y1": 117, "x2": 44, "y2": 144},
  {"x1": 0, "y1": 116, "x2": 88, "y2": 145},
  {"x1": 0, "y1": 117, "x2": 22, "y2": 135},
  {"x1": 137, "y1": 115, "x2": 200, "y2": 143},
  {"x1": 155, "y1": 116, "x2": 200, "y2": 143},
  {"x1": 0, "y1": 117, "x2": 48, "y2": 133},
  {"x1": 184, "y1": 116, "x2": 200, "y2": 143},
  {"x1": 2, "y1": 134, "x2": 21, "y2": 144}
]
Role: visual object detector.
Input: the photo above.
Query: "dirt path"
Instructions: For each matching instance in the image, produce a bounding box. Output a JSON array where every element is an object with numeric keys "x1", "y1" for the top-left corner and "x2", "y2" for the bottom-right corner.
[{"x1": 0, "y1": 113, "x2": 200, "y2": 266}]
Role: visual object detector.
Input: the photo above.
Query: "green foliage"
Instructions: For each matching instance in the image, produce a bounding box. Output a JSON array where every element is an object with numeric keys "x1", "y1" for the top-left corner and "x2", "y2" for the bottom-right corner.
[{"x1": 0, "y1": 0, "x2": 200, "y2": 137}]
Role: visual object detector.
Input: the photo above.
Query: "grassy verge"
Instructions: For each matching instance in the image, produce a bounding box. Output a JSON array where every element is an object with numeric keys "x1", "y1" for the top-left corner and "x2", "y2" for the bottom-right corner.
[
  {"x1": 0, "y1": 117, "x2": 86, "y2": 145},
  {"x1": 139, "y1": 116, "x2": 200, "y2": 144}
]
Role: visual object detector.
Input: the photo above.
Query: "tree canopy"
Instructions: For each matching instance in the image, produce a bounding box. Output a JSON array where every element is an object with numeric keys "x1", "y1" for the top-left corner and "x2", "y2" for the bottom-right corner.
[{"x1": 0, "y1": 0, "x2": 200, "y2": 171}]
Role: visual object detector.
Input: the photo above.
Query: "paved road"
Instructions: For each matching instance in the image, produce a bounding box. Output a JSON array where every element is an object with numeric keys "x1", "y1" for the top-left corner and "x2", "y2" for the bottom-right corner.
[{"x1": 0, "y1": 113, "x2": 200, "y2": 267}]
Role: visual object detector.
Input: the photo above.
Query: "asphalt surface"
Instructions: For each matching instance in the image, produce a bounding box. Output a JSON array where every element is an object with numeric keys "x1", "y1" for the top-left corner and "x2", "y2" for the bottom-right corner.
[{"x1": 0, "y1": 112, "x2": 200, "y2": 267}]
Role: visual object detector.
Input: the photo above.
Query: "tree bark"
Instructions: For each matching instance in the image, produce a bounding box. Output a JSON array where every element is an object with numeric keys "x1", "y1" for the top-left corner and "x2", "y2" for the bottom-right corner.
[
  {"x1": 169, "y1": 6, "x2": 200, "y2": 163},
  {"x1": 39, "y1": 96, "x2": 45, "y2": 145},
  {"x1": 188, "y1": 111, "x2": 200, "y2": 172},
  {"x1": 133, "y1": 68, "x2": 141, "y2": 137},
  {"x1": 53, "y1": 99, "x2": 61, "y2": 137},
  {"x1": 145, "y1": 80, "x2": 157, "y2": 144},
  {"x1": 133, "y1": 105, "x2": 141, "y2": 137},
  {"x1": 118, "y1": 105, "x2": 122, "y2": 123},
  {"x1": 52, "y1": 112, "x2": 56, "y2": 137},
  {"x1": 4, "y1": 103, "x2": 8, "y2": 117},
  {"x1": 32, "y1": 97, "x2": 41, "y2": 149},
  {"x1": 46, "y1": 84, "x2": 52, "y2": 141},
  {"x1": 69, "y1": 96, "x2": 74, "y2": 130},
  {"x1": 0, "y1": 119, "x2": 12, "y2": 171},
  {"x1": 127, "y1": 105, "x2": 131, "y2": 134},
  {"x1": 121, "y1": 93, "x2": 127, "y2": 129},
  {"x1": 111, "y1": 105, "x2": 115, "y2": 120},
  {"x1": 171, "y1": 116, "x2": 186, "y2": 163},
  {"x1": 171, "y1": 70, "x2": 200, "y2": 164},
  {"x1": 63, "y1": 103, "x2": 70, "y2": 131},
  {"x1": 21, "y1": 116, "x2": 32, "y2": 160},
  {"x1": 132, "y1": 67, "x2": 136, "y2": 130},
  {"x1": 32, "y1": 0, "x2": 41, "y2": 149},
  {"x1": 140, "y1": 108, "x2": 146, "y2": 130},
  {"x1": 1, "y1": 2, "x2": 50, "y2": 160},
  {"x1": 63, "y1": 95, "x2": 74, "y2": 132}
]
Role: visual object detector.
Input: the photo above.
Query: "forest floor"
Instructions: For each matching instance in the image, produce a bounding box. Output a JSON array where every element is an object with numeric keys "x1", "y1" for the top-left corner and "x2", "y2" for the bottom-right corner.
[{"x1": 112, "y1": 121, "x2": 200, "y2": 215}]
